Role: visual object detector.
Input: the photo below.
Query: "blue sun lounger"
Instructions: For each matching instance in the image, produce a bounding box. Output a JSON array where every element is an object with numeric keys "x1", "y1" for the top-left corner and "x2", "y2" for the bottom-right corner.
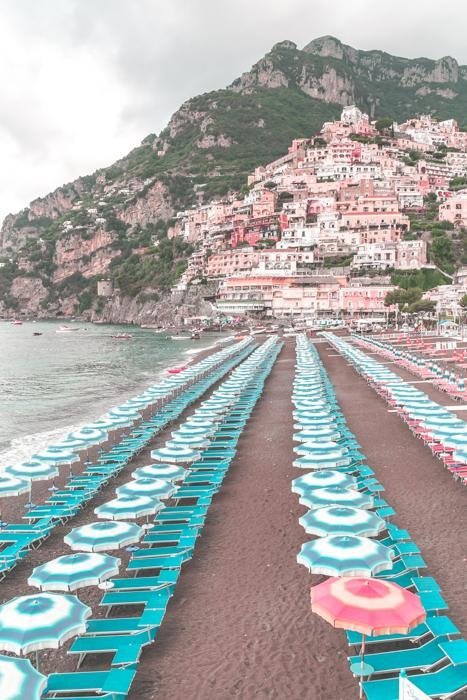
[
  {"x1": 44, "y1": 667, "x2": 136, "y2": 698},
  {"x1": 362, "y1": 662, "x2": 467, "y2": 700}
]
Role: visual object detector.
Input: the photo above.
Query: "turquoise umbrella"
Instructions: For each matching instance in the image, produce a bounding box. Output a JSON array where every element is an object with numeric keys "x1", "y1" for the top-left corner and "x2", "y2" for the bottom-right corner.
[
  {"x1": 175, "y1": 425, "x2": 215, "y2": 437},
  {"x1": 68, "y1": 428, "x2": 108, "y2": 444},
  {"x1": 0, "y1": 474, "x2": 29, "y2": 498},
  {"x1": 293, "y1": 440, "x2": 347, "y2": 456},
  {"x1": 184, "y1": 418, "x2": 218, "y2": 428},
  {"x1": 293, "y1": 427, "x2": 341, "y2": 442},
  {"x1": 28, "y1": 552, "x2": 120, "y2": 592},
  {"x1": 292, "y1": 470, "x2": 356, "y2": 496},
  {"x1": 299, "y1": 506, "x2": 386, "y2": 537},
  {"x1": 32, "y1": 448, "x2": 78, "y2": 466},
  {"x1": 443, "y1": 433, "x2": 467, "y2": 450},
  {"x1": 429, "y1": 423, "x2": 467, "y2": 438},
  {"x1": 297, "y1": 535, "x2": 393, "y2": 577},
  {"x1": 294, "y1": 417, "x2": 339, "y2": 429},
  {"x1": 150, "y1": 445, "x2": 200, "y2": 464},
  {"x1": 132, "y1": 464, "x2": 186, "y2": 482},
  {"x1": 293, "y1": 452, "x2": 351, "y2": 470},
  {"x1": 166, "y1": 435, "x2": 211, "y2": 449},
  {"x1": 0, "y1": 654, "x2": 46, "y2": 699},
  {"x1": 87, "y1": 415, "x2": 135, "y2": 430},
  {"x1": 108, "y1": 406, "x2": 141, "y2": 418},
  {"x1": 299, "y1": 486, "x2": 374, "y2": 510},
  {"x1": 95, "y1": 494, "x2": 164, "y2": 520},
  {"x1": 421, "y1": 415, "x2": 465, "y2": 428},
  {"x1": 0, "y1": 592, "x2": 90, "y2": 655},
  {"x1": 5, "y1": 461, "x2": 59, "y2": 506},
  {"x1": 117, "y1": 478, "x2": 176, "y2": 500},
  {"x1": 452, "y1": 450, "x2": 467, "y2": 464},
  {"x1": 64, "y1": 521, "x2": 143, "y2": 552}
]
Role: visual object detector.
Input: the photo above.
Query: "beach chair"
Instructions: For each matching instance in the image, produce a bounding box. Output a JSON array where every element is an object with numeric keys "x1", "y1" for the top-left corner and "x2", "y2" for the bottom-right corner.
[
  {"x1": 110, "y1": 570, "x2": 180, "y2": 592},
  {"x1": 70, "y1": 628, "x2": 157, "y2": 667},
  {"x1": 348, "y1": 638, "x2": 451, "y2": 677},
  {"x1": 346, "y1": 615, "x2": 460, "y2": 649},
  {"x1": 362, "y1": 662, "x2": 467, "y2": 700},
  {"x1": 85, "y1": 613, "x2": 163, "y2": 634},
  {"x1": 100, "y1": 587, "x2": 173, "y2": 616},
  {"x1": 44, "y1": 667, "x2": 136, "y2": 698}
]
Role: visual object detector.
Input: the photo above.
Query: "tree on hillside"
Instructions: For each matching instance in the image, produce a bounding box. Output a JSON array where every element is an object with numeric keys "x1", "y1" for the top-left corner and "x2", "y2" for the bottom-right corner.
[
  {"x1": 384, "y1": 287, "x2": 423, "y2": 311},
  {"x1": 375, "y1": 117, "x2": 393, "y2": 134},
  {"x1": 459, "y1": 294, "x2": 467, "y2": 309}
]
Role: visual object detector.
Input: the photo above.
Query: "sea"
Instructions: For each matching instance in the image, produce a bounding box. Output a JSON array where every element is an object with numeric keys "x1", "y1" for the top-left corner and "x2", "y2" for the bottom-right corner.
[{"x1": 0, "y1": 320, "x2": 229, "y2": 468}]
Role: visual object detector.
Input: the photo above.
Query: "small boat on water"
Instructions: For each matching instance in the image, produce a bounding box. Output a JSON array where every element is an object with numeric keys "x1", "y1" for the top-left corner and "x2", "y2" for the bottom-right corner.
[
  {"x1": 190, "y1": 331, "x2": 201, "y2": 340},
  {"x1": 168, "y1": 366, "x2": 187, "y2": 374},
  {"x1": 56, "y1": 325, "x2": 79, "y2": 333},
  {"x1": 170, "y1": 335, "x2": 190, "y2": 340},
  {"x1": 11, "y1": 319, "x2": 23, "y2": 325},
  {"x1": 111, "y1": 333, "x2": 132, "y2": 340},
  {"x1": 33, "y1": 332, "x2": 43, "y2": 336}
]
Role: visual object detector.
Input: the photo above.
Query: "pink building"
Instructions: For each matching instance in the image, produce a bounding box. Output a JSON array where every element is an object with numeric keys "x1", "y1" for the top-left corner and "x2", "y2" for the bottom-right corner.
[
  {"x1": 439, "y1": 192, "x2": 467, "y2": 227},
  {"x1": 206, "y1": 248, "x2": 259, "y2": 277}
]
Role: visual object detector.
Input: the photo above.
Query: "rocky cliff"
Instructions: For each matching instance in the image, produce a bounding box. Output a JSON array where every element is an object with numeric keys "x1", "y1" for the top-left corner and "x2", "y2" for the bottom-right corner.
[{"x1": 1, "y1": 36, "x2": 467, "y2": 322}]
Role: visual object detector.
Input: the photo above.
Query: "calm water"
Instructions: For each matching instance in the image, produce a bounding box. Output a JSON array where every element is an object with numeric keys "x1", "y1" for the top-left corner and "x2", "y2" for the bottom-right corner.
[{"x1": 0, "y1": 321, "x2": 228, "y2": 465}]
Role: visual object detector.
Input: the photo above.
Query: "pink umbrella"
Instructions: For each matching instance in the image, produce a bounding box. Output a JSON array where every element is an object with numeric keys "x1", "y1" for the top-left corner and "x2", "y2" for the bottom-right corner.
[{"x1": 310, "y1": 577, "x2": 425, "y2": 697}]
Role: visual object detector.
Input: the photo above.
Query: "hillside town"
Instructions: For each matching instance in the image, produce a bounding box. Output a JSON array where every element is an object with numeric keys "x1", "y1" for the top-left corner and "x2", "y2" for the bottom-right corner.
[{"x1": 165, "y1": 107, "x2": 467, "y2": 322}]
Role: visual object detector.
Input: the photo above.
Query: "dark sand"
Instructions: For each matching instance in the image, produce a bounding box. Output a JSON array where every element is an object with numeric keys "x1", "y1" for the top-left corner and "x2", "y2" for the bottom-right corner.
[
  {"x1": 1, "y1": 336, "x2": 465, "y2": 699},
  {"x1": 129, "y1": 342, "x2": 357, "y2": 700},
  {"x1": 318, "y1": 341, "x2": 467, "y2": 635}
]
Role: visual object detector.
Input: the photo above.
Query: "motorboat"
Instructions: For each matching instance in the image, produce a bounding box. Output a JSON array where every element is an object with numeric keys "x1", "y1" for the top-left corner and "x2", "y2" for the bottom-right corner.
[
  {"x1": 111, "y1": 333, "x2": 132, "y2": 340},
  {"x1": 56, "y1": 325, "x2": 79, "y2": 333},
  {"x1": 33, "y1": 332, "x2": 43, "y2": 336},
  {"x1": 11, "y1": 319, "x2": 23, "y2": 325}
]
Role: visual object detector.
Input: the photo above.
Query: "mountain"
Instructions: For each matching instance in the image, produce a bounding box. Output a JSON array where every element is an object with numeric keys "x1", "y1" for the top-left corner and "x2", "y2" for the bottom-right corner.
[{"x1": 1, "y1": 36, "x2": 467, "y2": 321}]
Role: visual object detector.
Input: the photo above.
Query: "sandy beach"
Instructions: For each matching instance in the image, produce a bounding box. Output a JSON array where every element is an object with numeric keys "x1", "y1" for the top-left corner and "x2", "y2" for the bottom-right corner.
[{"x1": 0, "y1": 336, "x2": 465, "y2": 699}]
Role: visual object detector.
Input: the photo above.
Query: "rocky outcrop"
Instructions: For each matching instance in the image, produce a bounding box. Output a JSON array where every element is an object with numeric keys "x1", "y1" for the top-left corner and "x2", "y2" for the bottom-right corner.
[
  {"x1": 93, "y1": 283, "x2": 217, "y2": 326},
  {"x1": 53, "y1": 229, "x2": 118, "y2": 283},
  {"x1": 119, "y1": 181, "x2": 173, "y2": 226},
  {"x1": 9, "y1": 276, "x2": 48, "y2": 312}
]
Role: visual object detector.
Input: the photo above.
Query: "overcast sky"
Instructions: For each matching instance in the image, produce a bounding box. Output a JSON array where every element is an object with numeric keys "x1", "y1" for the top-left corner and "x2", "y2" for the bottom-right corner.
[{"x1": 0, "y1": 0, "x2": 466, "y2": 223}]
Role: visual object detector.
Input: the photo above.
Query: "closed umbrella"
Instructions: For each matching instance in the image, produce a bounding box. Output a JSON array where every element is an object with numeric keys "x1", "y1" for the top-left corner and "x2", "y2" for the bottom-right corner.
[
  {"x1": 28, "y1": 552, "x2": 120, "y2": 593},
  {"x1": 64, "y1": 521, "x2": 143, "y2": 552},
  {"x1": 299, "y1": 506, "x2": 386, "y2": 537},
  {"x1": 310, "y1": 577, "x2": 425, "y2": 697},
  {"x1": 0, "y1": 654, "x2": 46, "y2": 700},
  {"x1": 297, "y1": 535, "x2": 393, "y2": 576}
]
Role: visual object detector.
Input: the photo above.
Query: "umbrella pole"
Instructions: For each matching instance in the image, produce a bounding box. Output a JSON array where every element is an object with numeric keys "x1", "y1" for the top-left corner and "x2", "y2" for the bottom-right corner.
[
  {"x1": 35, "y1": 650, "x2": 40, "y2": 671},
  {"x1": 359, "y1": 634, "x2": 365, "y2": 699}
]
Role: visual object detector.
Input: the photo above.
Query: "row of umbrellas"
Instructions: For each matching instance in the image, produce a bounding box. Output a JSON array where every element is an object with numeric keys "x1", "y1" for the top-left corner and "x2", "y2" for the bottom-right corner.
[
  {"x1": 292, "y1": 335, "x2": 425, "y2": 697},
  {"x1": 0, "y1": 337, "x2": 259, "y2": 696},
  {"x1": 331, "y1": 336, "x2": 467, "y2": 466},
  {"x1": 354, "y1": 333, "x2": 464, "y2": 390}
]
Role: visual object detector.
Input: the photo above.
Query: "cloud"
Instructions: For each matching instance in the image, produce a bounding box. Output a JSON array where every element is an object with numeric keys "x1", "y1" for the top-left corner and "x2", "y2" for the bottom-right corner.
[{"x1": 0, "y1": 0, "x2": 466, "y2": 222}]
